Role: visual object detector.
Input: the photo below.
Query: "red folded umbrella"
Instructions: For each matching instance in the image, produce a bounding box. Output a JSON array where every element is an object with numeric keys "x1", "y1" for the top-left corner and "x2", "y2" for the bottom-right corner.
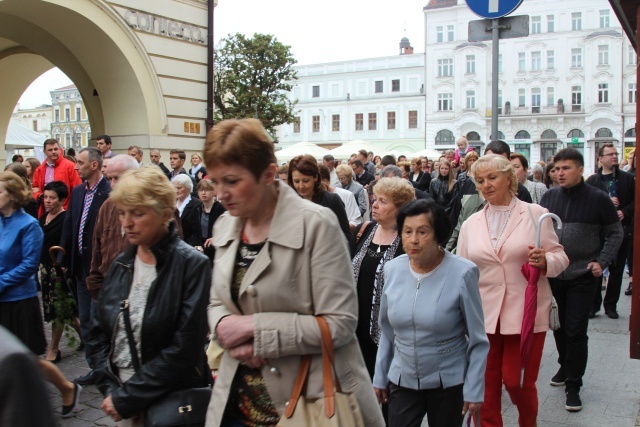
[
  {"x1": 520, "y1": 262, "x2": 541, "y2": 387},
  {"x1": 519, "y1": 212, "x2": 562, "y2": 387}
]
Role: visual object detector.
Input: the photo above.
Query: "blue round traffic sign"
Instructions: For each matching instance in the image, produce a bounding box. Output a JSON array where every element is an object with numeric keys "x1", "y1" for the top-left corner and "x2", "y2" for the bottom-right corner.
[{"x1": 465, "y1": 0, "x2": 523, "y2": 19}]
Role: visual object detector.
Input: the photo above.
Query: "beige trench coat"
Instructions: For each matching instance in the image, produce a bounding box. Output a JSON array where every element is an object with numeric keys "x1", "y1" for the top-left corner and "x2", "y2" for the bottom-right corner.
[{"x1": 205, "y1": 182, "x2": 384, "y2": 427}]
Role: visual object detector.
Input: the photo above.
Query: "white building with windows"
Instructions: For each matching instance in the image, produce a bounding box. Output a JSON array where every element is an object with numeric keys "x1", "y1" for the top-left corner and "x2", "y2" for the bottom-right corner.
[
  {"x1": 50, "y1": 85, "x2": 91, "y2": 151},
  {"x1": 423, "y1": 0, "x2": 636, "y2": 172},
  {"x1": 277, "y1": 39, "x2": 426, "y2": 155}
]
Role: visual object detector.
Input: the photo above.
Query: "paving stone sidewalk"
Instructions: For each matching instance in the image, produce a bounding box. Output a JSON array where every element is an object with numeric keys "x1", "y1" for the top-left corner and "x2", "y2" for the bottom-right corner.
[{"x1": 50, "y1": 277, "x2": 640, "y2": 426}]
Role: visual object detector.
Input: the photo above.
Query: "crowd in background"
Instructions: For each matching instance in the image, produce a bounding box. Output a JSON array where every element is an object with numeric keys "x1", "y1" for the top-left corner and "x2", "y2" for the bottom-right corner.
[{"x1": 0, "y1": 124, "x2": 635, "y2": 427}]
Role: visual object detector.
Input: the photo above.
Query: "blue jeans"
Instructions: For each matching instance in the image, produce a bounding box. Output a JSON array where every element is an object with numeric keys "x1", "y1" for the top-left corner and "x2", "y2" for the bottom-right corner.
[{"x1": 76, "y1": 272, "x2": 94, "y2": 368}]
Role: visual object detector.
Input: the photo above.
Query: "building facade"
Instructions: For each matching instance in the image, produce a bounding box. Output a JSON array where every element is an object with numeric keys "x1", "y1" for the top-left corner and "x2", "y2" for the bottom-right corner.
[
  {"x1": 50, "y1": 85, "x2": 91, "y2": 150},
  {"x1": 423, "y1": 0, "x2": 637, "y2": 172},
  {"x1": 12, "y1": 103, "x2": 52, "y2": 139},
  {"x1": 277, "y1": 39, "x2": 426, "y2": 154},
  {"x1": 0, "y1": 0, "x2": 212, "y2": 169}
]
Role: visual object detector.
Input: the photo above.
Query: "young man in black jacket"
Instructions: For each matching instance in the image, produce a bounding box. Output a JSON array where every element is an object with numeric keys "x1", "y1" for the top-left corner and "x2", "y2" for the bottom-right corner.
[
  {"x1": 540, "y1": 148, "x2": 623, "y2": 412},
  {"x1": 586, "y1": 143, "x2": 635, "y2": 315}
]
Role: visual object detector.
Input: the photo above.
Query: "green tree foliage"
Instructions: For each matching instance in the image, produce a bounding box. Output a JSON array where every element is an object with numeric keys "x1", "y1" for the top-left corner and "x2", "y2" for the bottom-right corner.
[{"x1": 214, "y1": 33, "x2": 299, "y2": 136}]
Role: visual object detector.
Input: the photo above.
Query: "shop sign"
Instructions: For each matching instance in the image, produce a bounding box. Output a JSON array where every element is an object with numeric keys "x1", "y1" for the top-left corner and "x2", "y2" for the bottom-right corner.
[{"x1": 123, "y1": 10, "x2": 206, "y2": 44}]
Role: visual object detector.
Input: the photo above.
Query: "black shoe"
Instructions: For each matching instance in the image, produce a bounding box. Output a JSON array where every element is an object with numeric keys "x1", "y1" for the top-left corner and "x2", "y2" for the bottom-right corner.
[
  {"x1": 625, "y1": 283, "x2": 632, "y2": 296},
  {"x1": 45, "y1": 350, "x2": 61, "y2": 364},
  {"x1": 605, "y1": 310, "x2": 619, "y2": 319},
  {"x1": 61, "y1": 383, "x2": 82, "y2": 418},
  {"x1": 588, "y1": 310, "x2": 596, "y2": 319},
  {"x1": 565, "y1": 389, "x2": 582, "y2": 412},
  {"x1": 74, "y1": 370, "x2": 96, "y2": 386},
  {"x1": 550, "y1": 368, "x2": 566, "y2": 386}
]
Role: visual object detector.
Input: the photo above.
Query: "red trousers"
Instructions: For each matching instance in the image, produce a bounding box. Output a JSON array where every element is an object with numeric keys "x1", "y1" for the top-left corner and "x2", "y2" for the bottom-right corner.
[{"x1": 481, "y1": 331, "x2": 546, "y2": 427}]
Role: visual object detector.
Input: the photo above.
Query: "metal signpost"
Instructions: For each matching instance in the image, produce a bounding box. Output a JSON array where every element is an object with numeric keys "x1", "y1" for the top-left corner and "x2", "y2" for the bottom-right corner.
[{"x1": 466, "y1": 0, "x2": 527, "y2": 142}]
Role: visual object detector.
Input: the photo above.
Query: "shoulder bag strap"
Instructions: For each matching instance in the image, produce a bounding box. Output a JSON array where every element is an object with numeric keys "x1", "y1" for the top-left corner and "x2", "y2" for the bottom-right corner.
[
  {"x1": 283, "y1": 355, "x2": 312, "y2": 418},
  {"x1": 356, "y1": 221, "x2": 372, "y2": 245},
  {"x1": 316, "y1": 317, "x2": 340, "y2": 418},
  {"x1": 527, "y1": 205, "x2": 538, "y2": 237},
  {"x1": 120, "y1": 299, "x2": 142, "y2": 372}
]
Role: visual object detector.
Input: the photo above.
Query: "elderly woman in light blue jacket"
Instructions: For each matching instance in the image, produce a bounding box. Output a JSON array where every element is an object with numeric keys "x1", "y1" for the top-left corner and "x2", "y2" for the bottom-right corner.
[{"x1": 373, "y1": 199, "x2": 489, "y2": 427}]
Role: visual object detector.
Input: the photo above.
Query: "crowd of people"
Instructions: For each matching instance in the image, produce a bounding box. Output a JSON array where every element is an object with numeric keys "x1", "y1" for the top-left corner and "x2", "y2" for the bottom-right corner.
[{"x1": 0, "y1": 124, "x2": 635, "y2": 427}]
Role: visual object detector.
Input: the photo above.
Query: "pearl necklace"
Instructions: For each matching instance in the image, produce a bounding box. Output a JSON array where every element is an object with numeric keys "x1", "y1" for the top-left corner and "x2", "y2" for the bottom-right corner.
[{"x1": 485, "y1": 198, "x2": 516, "y2": 253}]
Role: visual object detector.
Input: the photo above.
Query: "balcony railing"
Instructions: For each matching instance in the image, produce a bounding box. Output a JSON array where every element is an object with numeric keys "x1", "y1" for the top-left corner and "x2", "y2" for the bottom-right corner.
[{"x1": 486, "y1": 105, "x2": 584, "y2": 117}]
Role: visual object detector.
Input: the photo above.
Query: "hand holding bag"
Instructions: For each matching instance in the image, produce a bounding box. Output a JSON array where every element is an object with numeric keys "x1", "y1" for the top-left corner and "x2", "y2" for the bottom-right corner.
[
  {"x1": 121, "y1": 299, "x2": 213, "y2": 427},
  {"x1": 277, "y1": 317, "x2": 364, "y2": 427}
]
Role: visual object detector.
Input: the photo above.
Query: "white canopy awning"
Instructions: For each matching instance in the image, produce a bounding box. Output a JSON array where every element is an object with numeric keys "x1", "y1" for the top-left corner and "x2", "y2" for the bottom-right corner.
[
  {"x1": 409, "y1": 148, "x2": 444, "y2": 160},
  {"x1": 275, "y1": 141, "x2": 331, "y2": 162},
  {"x1": 329, "y1": 140, "x2": 380, "y2": 158}
]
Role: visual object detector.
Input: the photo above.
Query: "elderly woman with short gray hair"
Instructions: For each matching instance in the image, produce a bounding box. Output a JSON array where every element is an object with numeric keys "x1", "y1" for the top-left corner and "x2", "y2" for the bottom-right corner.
[{"x1": 172, "y1": 173, "x2": 200, "y2": 221}]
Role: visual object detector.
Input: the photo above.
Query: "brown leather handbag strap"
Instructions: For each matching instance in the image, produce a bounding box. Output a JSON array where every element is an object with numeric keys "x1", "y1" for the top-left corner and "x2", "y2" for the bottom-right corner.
[
  {"x1": 317, "y1": 317, "x2": 339, "y2": 418},
  {"x1": 355, "y1": 221, "x2": 372, "y2": 245},
  {"x1": 283, "y1": 354, "x2": 312, "y2": 418}
]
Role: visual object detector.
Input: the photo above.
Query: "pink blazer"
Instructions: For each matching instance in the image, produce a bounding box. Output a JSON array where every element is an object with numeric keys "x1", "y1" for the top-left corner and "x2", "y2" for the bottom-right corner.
[{"x1": 458, "y1": 199, "x2": 569, "y2": 334}]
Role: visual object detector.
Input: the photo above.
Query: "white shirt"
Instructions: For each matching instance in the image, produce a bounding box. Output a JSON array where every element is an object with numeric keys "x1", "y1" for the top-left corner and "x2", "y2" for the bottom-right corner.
[
  {"x1": 332, "y1": 187, "x2": 362, "y2": 227},
  {"x1": 177, "y1": 195, "x2": 192, "y2": 216}
]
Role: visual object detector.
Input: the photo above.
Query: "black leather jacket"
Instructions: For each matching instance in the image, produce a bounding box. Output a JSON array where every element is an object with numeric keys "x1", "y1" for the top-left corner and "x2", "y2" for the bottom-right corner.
[{"x1": 87, "y1": 223, "x2": 211, "y2": 419}]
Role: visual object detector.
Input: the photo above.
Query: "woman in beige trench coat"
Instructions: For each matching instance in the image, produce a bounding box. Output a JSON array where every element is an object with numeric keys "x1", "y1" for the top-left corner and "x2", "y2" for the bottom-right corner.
[{"x1": 203, "y1": 118, "x2": 384, "y2": 427}]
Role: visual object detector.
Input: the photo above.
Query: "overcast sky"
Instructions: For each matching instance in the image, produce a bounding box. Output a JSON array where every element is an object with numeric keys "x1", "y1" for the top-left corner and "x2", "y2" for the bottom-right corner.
[{"x1": 18, "y1": 0, "x2": 426, "y2": 109}]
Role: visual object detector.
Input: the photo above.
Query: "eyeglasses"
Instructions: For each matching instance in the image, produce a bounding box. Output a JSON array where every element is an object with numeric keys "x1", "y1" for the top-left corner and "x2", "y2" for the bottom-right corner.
[{"x1": 602, "y1": 153, "x2": 619, "y2": 157}]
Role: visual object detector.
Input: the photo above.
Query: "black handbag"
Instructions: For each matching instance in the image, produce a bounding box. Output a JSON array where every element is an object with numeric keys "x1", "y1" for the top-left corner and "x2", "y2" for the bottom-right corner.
[{"x1": 121, "y1": 299, "x2": 213, "y2": 427}]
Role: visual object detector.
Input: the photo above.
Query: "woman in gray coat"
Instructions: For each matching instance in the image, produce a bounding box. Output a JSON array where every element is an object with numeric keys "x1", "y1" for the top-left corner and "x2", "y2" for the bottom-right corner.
[{"x1": 373, "y1": 200, "x2": 489, "y2": 427}]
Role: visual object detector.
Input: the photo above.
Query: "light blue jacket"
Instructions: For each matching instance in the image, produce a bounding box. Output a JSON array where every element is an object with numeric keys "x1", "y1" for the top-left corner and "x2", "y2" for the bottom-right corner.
[
  {"x1": 373, "y1": 251, "x2": 489, "y2": 402},
  {"x1": 0, "y1": 209, "x2": 44, "y2": 302}
]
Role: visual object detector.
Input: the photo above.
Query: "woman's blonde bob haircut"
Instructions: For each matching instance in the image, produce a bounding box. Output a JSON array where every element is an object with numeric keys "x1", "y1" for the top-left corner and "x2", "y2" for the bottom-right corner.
[
  {"x1": 0, "y1": 171, "x2": 31, "y2": 209},
  {"x1": 470, "y1": 155, "x2": 518, "y2": 196},
  {"x1": 335, "y1": 164, "x2": 354, "y2": 180},
  {"x1": 110, "y1": 166, "x2": 176, "y2": 218},
  {"x1": 373, "y1": 177, "x2": 416, "y2": 209},
  {"x1": 204, "y1": 118, "x2": 276, "y2": 181}
]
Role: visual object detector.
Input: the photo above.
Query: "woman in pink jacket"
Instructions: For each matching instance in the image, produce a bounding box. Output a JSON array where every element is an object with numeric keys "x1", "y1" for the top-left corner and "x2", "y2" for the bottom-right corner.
[{"x1": 458, "y1": 155, "x2": 569, "y2": 427}]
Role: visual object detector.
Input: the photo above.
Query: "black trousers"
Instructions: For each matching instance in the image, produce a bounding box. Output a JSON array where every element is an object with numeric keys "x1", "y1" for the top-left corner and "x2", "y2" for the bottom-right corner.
[
  {"x1": 593, "y1": 228, "x2": 632, "y2": 312},
  {"x1": 550, "y1": 273, "x2": 598, "y2": 390},
  {"x1": 388, "y1": 382, "x2": 463, "y2": 427}
]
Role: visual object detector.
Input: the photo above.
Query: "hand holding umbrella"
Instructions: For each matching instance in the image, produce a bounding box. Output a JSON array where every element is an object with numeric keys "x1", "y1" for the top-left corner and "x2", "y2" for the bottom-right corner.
[{"x1": 520, "y1": 213, "x2": 562, "y2": 387}]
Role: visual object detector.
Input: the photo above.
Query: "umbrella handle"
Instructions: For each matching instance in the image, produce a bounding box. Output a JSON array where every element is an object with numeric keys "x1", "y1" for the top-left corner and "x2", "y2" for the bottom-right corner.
[
  {"x1": 536, "y1": 213, "x2": 562, "y2": 248},
  {"x1": 49, "y1": 245, "x2": 66, "y2": 266}
]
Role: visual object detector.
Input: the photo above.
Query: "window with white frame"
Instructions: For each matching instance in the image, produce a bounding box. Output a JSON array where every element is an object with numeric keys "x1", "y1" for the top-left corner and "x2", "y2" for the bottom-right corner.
[
  {"x1": 438, "y1": 93, "x2": 453, "y2": 111},
  {"x1": 571, "y1": 48, "x2": 582, "y2": 68},
  {"x1": 600, "y1": 10, "x2": 610, "y2": 28},
  {"x1": 387, "y1": 111, "x2": 396, "y2": 130},
  {"x1": 572, "y1": 12, "x2": 582, "y2": 31},
  {"x1": 629, "y1": 46, "x2": 637, "y2": 65},
  {"x1": 466, "y1": 90, "x2": 476, "y2": 109},
  {"x1": 438, "y1": 59, "x2": 453, "y2": 77},
  {"x1": 598, "y1": 83, "x2": 609, "y2": 103},
  {"x1": 392, "y1": 79, "x2": 400, "y2": 92},
  {"x1": 332, "y1": 114, "x2": 340, "y2": 132},
  {"x1": 532, "y1": 88, "x2": 541, "y2": 112},
  {"x1": 293, "y1": 119, "x2": 301, "y2": 133},
  {"x1": 547, "y1": 87, "x2": 555, "y2": 106},
  {"x1": 518, "y1": 88, "x2": 526, "y2": 107},
  {"x1": 408, "y1": 110, "x2": 418, "y2": 129},
  {"x1": 571, "y1": 86, "x2": 582, "y2": 111},
  {"x1": 498, "y1": 90, "x2": 503, "y2": 114},
  {"x1": 466, "y1": 55, "x2": 476, "y2": 74},
  {"x1": 498, "y1": 54, "x2": 503, "y2": 73},
  {"x1": 76, "y1": 107, "x2": 81, "y2": 121},
  {"x1": 375, "y1": 81, "x2": 383, "y2": 93},
  {"x1": 547, "y1": 15, "x2": 554, "y2": 32},
  {"x1": 436, "y1": 25, "x2": 444, "y2": 43},
  {"x1": 598, "y1": 45, "x2": 609, "y2": 65},
  {"x1": 312, "y1": 85, "x2": 320, "y2": 98},
  {"x1": 629, "y1": 83, "x2": 637, "y2": 103},
  {"x1": 518, "y1": 52, "x2": 525, "y2": 72},
  {"x1": 447, "y1": 25, "x2": 454, "y2": 41},
  {"x1": 355, "y1": 113, "x2": 363, "y2": 131},
  {"x1": 531, "y1": 51, "x2": 541, "y2": 71},
  {"x1": 368, "y1": 113, "x2": 377, "y2": 130},
  {"x1": 312, "y1": 115, "x2": 320, "y2": 132},
  {"x1": 531, "y1": 16, "x2": 541, "y2": 34},
  {"x1": 547, "y1": 50, "x2": 555, "y2": 69}
]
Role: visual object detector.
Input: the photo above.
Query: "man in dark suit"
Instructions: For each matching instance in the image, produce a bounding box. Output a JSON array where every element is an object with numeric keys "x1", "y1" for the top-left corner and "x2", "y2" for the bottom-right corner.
[
  {"x1": 380, "y1": 165, "x2": 434, "y2": 201},
  {"x1": 409, "y1": 157, "x2": 431, "y2": 191},
  {"x1": 60, "y1": 147, "x2": 111, "y2": 385},
  {"x1": 350, "y1": 159, "x2": 375, "y2": 186}
]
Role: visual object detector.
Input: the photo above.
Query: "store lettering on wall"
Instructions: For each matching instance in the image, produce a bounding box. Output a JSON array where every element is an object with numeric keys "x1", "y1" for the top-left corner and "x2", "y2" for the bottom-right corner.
[{"x1": 123, "y1": 10, "x2": 206, "y2": 44}]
